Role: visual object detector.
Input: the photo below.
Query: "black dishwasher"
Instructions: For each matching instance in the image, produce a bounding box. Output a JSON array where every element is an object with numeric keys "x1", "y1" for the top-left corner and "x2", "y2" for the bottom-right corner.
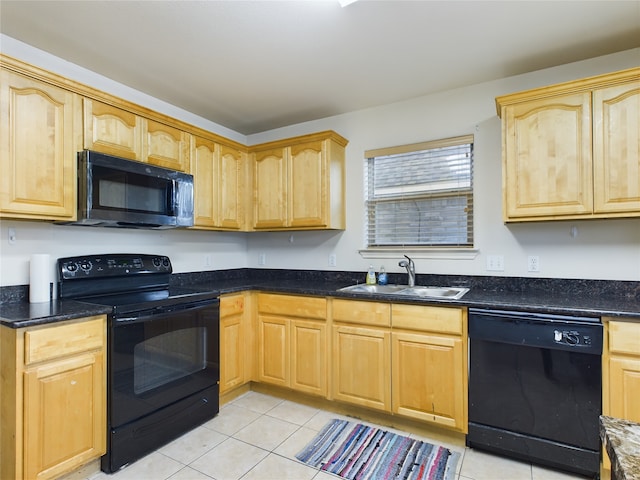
[{"x1": 467, "y1": 308, "x2": 602, "y2": 478}]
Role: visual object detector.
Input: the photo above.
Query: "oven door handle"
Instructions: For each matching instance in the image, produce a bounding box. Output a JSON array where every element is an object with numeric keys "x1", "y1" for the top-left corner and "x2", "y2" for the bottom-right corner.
[{"x1": 114, "y1": 298, "x2": 219, "y2": 323}]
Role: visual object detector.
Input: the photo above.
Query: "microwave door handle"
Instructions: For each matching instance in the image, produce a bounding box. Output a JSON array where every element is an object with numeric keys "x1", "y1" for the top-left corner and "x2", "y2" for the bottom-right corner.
[{"x1": 169, "y1": 179, "x2": 178, "y2": 215}]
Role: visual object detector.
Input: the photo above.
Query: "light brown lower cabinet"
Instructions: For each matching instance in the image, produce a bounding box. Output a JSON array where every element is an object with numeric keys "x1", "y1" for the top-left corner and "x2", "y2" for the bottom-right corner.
[
  {"x1": 1, "y1": 315, "x2": 106, "y2": 480},
  {"x1": 331, "y1": 323, "x2": 391, "y2": 411},
  {"x1": 251, "y1": 294, "x2": 468, "y2": 433},
  {"x1": 330, "y1": 299, "x2": 467, "y2": 432},
  {"x1": 391, "y1": 304, "x2": 468, "y2": 433},
  {"x1": 331, "y1": 299, "x2": 391, "y2": 411},
  {"x1": 220, "y1": 293, "x2": 251, "y2": 394},
  {"x1": 604, "y1": 318, "x2": 640, "y2": 422},
  {"x1": 256, "y1": 293, "x2": 328, "y2": 397},
  {"x1": 601, "y1": 317, "x2": 640, "y2": 478}
]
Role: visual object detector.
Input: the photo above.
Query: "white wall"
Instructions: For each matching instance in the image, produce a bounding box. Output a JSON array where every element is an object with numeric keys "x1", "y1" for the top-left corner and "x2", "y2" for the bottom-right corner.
[
  {"x1": 0, "y1": 220, "x2": 248, "y2": 290},
  {"x1": 245, "y1": 48, "x2": 640, "y2": 282},
  {"x1": 1, "y1": 35, "x2": 639, "y2": 286}
]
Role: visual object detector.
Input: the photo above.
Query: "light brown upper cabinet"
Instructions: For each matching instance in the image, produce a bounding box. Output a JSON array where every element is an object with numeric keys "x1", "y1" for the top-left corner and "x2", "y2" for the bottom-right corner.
[
  {"x1": 1, "y1": 55, "x2": 349, "y2": 230},
  {"x1": 191, "y1": 135, "x2": 247, "y2": 230},
  {"x1": 144, "y1": 119, "x2": 190, "y2": 172},
  {"x1": 250, "y1": 131, "x2": 348, "y2": 231},
  {"x1": 252, "y1": 147, "x2": 287, "y2": 229},
  {"x1": 0, "y1": 68, "x2": 81, "y2": 221},
  {"x1": 83, "y1": 98, "x2": 144, "y2": 161},
  {"x1": 496, "y1": 67, "x2": 640, "y2": 222},
  {"x1": 84, "y1": 100, "x2": 191, "y2": 172},
  {"x1": 593, "y1": 82, "x2": 640, "y2": 214}
]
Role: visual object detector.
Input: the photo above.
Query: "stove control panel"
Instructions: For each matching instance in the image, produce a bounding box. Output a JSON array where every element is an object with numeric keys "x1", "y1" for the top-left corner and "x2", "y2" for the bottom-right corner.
[{"x1": 58, "y1": 254, "x2": 172, "y2": 279}]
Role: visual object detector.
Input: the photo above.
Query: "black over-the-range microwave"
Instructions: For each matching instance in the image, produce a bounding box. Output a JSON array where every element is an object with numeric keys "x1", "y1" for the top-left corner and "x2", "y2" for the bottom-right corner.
[{"x1": 60, "y1": 150, "x2": 194, "y2": 229}]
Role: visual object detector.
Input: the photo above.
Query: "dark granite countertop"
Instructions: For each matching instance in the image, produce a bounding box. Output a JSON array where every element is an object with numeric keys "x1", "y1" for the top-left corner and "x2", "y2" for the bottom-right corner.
[
  {"x1": 0, "y1": 298, "x2": 112, "y2": 328},
  {"x1": 600, "y1": 416, "x2": 640, "y2": 480},
  {"x1": 2, "y1": 269, "x2": 639, "y2": 328}
]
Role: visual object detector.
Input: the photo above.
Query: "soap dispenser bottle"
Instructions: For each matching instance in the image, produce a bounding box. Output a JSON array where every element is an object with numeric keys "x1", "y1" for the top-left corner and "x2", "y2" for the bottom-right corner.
[
  {"x1": 378, "y1": 265, "x2": 388, "y2": 285},
  {"x1": 366, "y1": 265, "x2": 376, "y2": 285}
]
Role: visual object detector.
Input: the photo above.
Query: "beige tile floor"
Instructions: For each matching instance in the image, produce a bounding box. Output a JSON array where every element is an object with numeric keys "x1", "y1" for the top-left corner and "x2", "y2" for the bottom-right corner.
[{"x1": 87, "y1": 391, "x2": 584, "y2": 480}]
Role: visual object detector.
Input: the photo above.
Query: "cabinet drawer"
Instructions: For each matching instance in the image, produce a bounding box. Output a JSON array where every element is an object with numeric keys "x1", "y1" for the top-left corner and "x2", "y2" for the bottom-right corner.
[
  {"x1": 257, "y1": 293, "x2": 326, "y2": 320},
  {"x1": 24, "y1": 316, "x2": 105, "y2": 365},
  {"x1": 609, "y1": 320, "x2": 640, "y2": 355},
  {"x1": 332, "y1": 299, "x2": 390, "y2": 327},
  {"x1": 392, "y1": 304, "x2": 463, "y2": 335},
  {"x1": 220, "y1": 293, "x2": 245, "y2": 317}
]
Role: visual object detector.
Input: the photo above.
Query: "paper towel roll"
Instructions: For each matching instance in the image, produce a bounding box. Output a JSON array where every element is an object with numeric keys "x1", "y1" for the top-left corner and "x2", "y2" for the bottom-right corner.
[{"x1": 29, "y1": 254, "x2": 50, "y2": 303}]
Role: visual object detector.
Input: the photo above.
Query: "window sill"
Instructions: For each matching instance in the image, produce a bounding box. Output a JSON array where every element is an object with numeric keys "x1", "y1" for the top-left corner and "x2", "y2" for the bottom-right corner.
[{"x1": 359, "y1": 247, "x2": 479, "y2": 260}]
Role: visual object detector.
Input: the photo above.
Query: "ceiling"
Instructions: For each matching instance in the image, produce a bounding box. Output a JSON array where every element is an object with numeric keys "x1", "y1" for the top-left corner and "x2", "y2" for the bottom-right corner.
[{"x1": 1, "y1": 1, "x2": 639, "y2": 135}]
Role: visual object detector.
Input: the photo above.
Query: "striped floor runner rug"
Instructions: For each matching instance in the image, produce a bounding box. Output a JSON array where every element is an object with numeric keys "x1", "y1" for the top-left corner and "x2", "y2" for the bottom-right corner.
[{"x1": 296, "y1": 419, "x2": 460, "y2": 480}]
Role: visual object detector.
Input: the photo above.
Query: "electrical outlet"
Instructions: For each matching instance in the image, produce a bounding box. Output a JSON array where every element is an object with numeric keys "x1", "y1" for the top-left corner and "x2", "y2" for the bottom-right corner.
[
  {"x1": 8, "y1": 227, "x2": 16, "y2": 244},
  {"x1": 486, "y1": 255, "x2": 504, "y2": 271},
  {"x1": 328, "y1": 253, "x2": 337, "y2": 267},
  {"x1": 259, "y1": 253, "x2": 266, "y2": 266},
  {"x1": 528, "y1": 255, "x2": 540, "y2": 272}
]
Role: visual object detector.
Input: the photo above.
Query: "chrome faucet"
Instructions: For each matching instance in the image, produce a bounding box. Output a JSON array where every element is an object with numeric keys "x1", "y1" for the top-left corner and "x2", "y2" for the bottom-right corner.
[{"x1": 398, "y1": 255, "x2": 415, "y2": 287}]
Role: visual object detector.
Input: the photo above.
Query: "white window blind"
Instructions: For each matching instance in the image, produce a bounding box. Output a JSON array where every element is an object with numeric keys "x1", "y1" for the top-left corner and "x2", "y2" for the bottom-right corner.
[{"x1": 365, "y1": 135, "x2": 473, "y2": 248}]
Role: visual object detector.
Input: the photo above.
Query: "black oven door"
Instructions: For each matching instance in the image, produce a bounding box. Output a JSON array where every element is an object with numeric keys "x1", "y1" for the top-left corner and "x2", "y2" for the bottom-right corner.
[{"x1": 109, "y1": 299, "x2": 220, "y2": 429}]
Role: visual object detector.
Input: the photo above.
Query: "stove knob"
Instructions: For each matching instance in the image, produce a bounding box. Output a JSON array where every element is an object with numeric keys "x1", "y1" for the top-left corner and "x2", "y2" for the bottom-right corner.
[
  {"x1": 80, "y1": 260, "x2": 92, "y2": 271},
  {"x1": 152, "y1": 257, "x2": 162, "y2": 267},
  {"x1": 162, "y1": 258, "x2": 170, "y2": 267},
  {"x1": 67, "y1": 263, "x2": 78, "y2": 272}
]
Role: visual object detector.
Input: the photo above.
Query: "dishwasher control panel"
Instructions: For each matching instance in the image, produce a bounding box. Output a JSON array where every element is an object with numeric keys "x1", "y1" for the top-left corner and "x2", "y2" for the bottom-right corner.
[
  {"x1": 468, "y1": 308, "x2": 603, "y2": 355},
  {"x1": 553, "y1": 329, "x2": 594, "y2": 347}
]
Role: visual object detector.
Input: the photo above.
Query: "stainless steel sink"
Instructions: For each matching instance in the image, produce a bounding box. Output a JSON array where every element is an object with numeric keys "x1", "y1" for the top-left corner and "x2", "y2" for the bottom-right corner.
[
  {"x1": 337, "y1": 284, "x2": 469, "y2": 300},
  {"x1": 337, "y1": 284, "x2": 409, "y2": 294},
  {"x1": 394, "y1": 286, "x2": 469, "y2": 300}
]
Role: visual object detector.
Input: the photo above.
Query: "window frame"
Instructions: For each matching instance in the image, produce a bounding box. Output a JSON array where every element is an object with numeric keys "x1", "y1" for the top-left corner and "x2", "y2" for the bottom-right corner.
[{"x1": 360, "y1": 134, "x2": 478, "y2": 260}]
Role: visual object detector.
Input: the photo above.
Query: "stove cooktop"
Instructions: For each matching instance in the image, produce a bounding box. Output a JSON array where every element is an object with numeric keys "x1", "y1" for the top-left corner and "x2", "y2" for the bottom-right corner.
[{"x1": 75, "y1": 286, "x2": 219, "y2": 316}]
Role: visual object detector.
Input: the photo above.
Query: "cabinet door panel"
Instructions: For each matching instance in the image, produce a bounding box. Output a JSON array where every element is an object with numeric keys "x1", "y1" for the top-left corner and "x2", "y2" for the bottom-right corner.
[
  {"x1": 191, "y1": 136, "x2": 218, "y2": 227},
  {"x1": 220, "y1": 315, "x2": 244, "y2": 393},
  {"x1": 608, "y1": 356, "x2": 640, "y2": 422},
  {"x1": 332, "y1": 325, "x2": 390, "y2": 411},
  {"x1": 144, "y1": 119, "x2": 190, "y2": 172},
  {"x1": 593, "y1": 83, "x2": 640, "y2": 213},
  {"x1": 257, "y1": 316, "x2": 289, "y2": 386},
  {"x1": 0, "y1": 71, "x2": 78, "y2": 219},
  {"x1": 291, "y1": 320, "x2": 327, "y2": 396},
  {"x1": 219, "y1": 145, "x2": 245, "y2": 229},
  {"x1": 392, "y1": 331, "x2": 465, "y2": 431},
  {"x1": 23, "y1": 352, "x2": 105, "y2": 480},
  {"x1": 83, "y1": 99, "x2": 143, "y2": 160},
  {"x1": 504, "y1": 93, "x2": 592, "y2": 219},
  {"x1": 253, "y1": 148, "x2": 287, "y2": 229},
  {"x1": 289, "y1": 141, "x2": 325, "y2": 227}
]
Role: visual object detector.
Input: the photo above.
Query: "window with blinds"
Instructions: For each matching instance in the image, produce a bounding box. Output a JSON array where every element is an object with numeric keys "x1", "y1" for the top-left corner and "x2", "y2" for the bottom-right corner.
[{"x1": 365, "y1": 135, "x2": 473, "y2": 248}]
